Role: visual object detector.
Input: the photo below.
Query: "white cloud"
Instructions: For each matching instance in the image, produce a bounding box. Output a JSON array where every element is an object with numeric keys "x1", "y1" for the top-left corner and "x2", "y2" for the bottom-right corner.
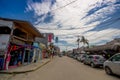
[
  {"x1": 87, "y1": 29, "x2": 120, "y2": 44},
  {"x1": 26, "y1": 0, "x2": 120, "y2": 50},
  {"x1": 26, "y1": 0, "x2": 52, "y2": 16}
]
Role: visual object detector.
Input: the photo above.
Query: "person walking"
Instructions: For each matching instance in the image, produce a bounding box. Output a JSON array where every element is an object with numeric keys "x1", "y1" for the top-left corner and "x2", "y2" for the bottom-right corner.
[
  {"x1": 6, "y1": 54, "x2": 11, "y2": 70},
  {"x1": 0, "y1": 55, "x2": 4, "y2": 70},
  {"x1": 18, "y1": 51, "x2": 22, "y2": 66}
]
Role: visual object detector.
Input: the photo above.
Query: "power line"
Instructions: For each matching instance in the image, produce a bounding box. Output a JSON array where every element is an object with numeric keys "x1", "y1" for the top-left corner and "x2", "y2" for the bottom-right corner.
[
  {"x1": 85, "y1": 18, "x2": 120, "y2": 37},
  {"x1": 37, "y1": 17, "x2": 120, "y2": 31},
  {"x1": 55, "y1": 30, "x2": 120, "y2": 47},
  {"x1": 33, "y1": 0, "x2": 120, "y2": 44},
  {"x1": 59, "y1": 30, "x2": 120, "y2": 43},
  {"x1": 51, "y1": 0, "x2": 78, "y2": 12},
  {"x1": 89, "y1": 30, "x2": 120, "y2": 41},
  {"x1": 72, "y1": 30, "x2": 120, "y2": 46},
  {"x1": 37, "y1": 26, "x2": 93, "y2": 30},
  {"x1": 27, "y1": 0, "x2": 78, "y2": 25},
  {"x1": 56, "y1": 30, "x2": 120, "y2": 47},
  {"x1": 53, "y1": 18, "x2": 120, "y2": 37}
]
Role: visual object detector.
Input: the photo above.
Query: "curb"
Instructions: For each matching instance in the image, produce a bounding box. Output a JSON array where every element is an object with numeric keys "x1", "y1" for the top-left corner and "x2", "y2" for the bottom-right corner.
[{"x1": 0, "y1": 60, "x2": 51, "y2": 74}]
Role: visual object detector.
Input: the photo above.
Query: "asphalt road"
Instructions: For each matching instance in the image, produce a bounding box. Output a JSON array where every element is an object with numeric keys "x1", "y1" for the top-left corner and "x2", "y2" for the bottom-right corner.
[{"x1": 8, "y1": 56, "x2": 120, "y2": 80}]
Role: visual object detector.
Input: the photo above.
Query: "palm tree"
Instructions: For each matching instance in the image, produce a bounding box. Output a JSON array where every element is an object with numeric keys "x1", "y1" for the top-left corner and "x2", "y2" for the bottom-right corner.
[
  {"x1": 77, "y1": 37, "x2": 80, "y2": 48},
  {"x1": 80, "y1": 36, "x2": 89, "y2": 48},
  {"x1": 84, "y1": 39, "x2": 89, "y2": 48}
]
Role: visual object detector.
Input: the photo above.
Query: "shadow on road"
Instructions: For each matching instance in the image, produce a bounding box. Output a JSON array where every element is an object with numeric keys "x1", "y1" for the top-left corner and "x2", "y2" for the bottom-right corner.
[{"x1": 109, "y1": 74, "x2": 120, "y2": 79}]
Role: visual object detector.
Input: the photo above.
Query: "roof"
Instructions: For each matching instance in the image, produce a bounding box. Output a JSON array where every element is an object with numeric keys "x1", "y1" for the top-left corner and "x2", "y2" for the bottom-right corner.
[
  {"x1": 0, "y1": 17, "x2": 43, "y2": 37},
  {"x1": 85, "y1": 44, "x2": 120, "y2": 52}
]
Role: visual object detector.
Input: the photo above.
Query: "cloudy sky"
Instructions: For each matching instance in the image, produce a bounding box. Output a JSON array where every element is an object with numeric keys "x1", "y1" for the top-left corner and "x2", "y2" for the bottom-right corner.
[{"x1": 0, "y1": 0, "x2": 120, "y2": 51}]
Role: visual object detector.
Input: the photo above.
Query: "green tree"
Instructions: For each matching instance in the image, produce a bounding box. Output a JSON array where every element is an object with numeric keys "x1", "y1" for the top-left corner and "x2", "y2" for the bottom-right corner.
[
  {"x1": 77, "y1": 37, "x2": 80, "y2": 48},
  {"x1": 80, "y1": 36, "x2": 89, "y2": 48}
]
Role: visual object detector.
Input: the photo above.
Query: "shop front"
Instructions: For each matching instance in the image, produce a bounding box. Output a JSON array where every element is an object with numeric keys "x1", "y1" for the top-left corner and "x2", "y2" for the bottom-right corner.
[
  {"x1": 0, "y1": 17, "x2": 43, "y2": 70},
  {"x1": 32, "y1": 42, "x2": 42, "y2": 63},
  {"x1": 5, "y1": 44, "x2": 34, "y2": 69},
  {"x1": 8, "y1": 45, "x2": 24, "y2": 68},
  {"x1": 0, "y1": 20, "x2": 12, "y2": 70}
]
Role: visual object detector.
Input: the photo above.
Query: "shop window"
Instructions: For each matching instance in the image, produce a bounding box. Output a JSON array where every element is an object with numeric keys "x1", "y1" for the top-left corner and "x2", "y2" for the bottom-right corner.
[{"x1": 0, "y1": 26, "x2": 11, "y2": 34}]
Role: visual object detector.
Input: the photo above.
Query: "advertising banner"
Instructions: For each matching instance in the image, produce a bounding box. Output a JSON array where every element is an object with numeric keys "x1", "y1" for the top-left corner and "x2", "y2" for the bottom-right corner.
[{"x1": 48, "y1": 34, "x2": 53, "y2": 42}]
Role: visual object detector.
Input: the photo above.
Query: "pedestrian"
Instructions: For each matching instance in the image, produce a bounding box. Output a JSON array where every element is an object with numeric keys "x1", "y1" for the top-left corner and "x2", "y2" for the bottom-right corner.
[
  {"x1": 6, "y1": 54, "x2": 11, "y2": 70},
  {"x1": 18, "y1": 51, "x2": 22, "y2": 66},
  {"x1": 0, "y1": 55, "x2": 4, "y2": 70}
]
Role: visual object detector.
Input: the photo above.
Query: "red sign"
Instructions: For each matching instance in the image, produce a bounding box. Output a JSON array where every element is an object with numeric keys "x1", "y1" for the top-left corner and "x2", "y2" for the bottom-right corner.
[{"x1": 48, "y1": 34, "x2": 53, "y2": 42}]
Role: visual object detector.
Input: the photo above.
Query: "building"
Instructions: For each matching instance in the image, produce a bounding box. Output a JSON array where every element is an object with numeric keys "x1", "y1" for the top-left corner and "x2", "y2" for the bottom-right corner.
[
  {"x1": 35, "y1": 33, "x2": 54, "y2": 58},
  {"x1": 0, "y1": 17, "x2": 43, "y2": 70},
  {"x1": 84, "y1": 38, "x2": 120, "y2": 57}
]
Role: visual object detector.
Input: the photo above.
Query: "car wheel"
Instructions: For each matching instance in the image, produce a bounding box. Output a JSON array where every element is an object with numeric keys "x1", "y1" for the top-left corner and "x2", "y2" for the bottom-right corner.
[
  {"x1": 91, "y1": 63, "x2": 95, "y2": 68},
  {"x1": 105, "y1": 67, "x2": 113, "y2": 75}
]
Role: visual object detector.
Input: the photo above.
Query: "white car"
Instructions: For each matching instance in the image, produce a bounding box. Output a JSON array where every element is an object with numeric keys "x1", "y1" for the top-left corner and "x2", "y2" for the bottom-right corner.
[
  {"x1": 83, "y1": 55, "x2": 106, "y2": 67},
  {"x1": 104, "y1": 53, "x2": 120, "y2": 76},
  {"x1": 78, "y1": 54, "x2": 87, "y2": 62}
]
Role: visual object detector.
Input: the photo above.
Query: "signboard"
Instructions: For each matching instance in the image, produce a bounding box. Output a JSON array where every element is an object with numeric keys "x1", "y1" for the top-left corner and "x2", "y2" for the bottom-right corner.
[{"x1": 48, "y1": 34, "x2": 53, "y2": 42}]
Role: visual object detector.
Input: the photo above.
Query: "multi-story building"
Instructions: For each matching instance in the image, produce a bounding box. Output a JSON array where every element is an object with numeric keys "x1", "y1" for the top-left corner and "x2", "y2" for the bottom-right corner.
[{"x1": 0, "y1": 17, "x2": 43, "y2": 70}]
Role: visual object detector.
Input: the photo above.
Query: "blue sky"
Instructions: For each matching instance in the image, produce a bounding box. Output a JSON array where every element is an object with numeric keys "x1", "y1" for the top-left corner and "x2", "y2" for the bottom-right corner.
[
  {"x1": 0, "y1": 0, "x2": 35, "y2": 22},
  {"x1": 0, "y1": 0, "x2": 120, "y2": 50}
]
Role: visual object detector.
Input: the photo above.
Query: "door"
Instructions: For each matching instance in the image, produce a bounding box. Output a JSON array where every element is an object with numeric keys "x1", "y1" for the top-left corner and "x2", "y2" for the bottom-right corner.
[{"x1": 110, "y1": 54, "x2": 120, "y2": 75}]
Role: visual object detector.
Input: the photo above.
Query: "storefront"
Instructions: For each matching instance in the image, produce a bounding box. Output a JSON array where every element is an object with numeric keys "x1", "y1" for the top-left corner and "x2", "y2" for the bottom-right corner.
[
  {"x1": 0, "y1": 17, "x2": 43, "y2": 70},
  {"x1": 22, "y1": 45, "x2": 33, "y2": 64},
  {"x1": 32, "y1": 42, "x2": 42, "y2": 63},
  {"x1": 9, "y1": 45, "x2": 24, "y2": 67},
  {"x1": 0, "y1": 20, "x2": 12, "y2": 70},
  {"x1": 40, "y1": 43, "x2": 47, "y2": 59}
]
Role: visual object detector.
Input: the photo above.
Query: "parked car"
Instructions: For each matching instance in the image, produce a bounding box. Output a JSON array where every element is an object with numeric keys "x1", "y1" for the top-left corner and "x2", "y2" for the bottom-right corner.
[
  {"x1": 76, "y1": 54, "x2": 81, "y2": 60},
  {"x1": 71, "y1": 53, "x2": 78, "y2": 59},
  {"x1": 104, "y1": 53, "x2": 120, "y2": 76},
  {"x1": 58, "y1": 54, "x2": 63, "y2": 57},
  {"x1": 78, "y1": 54, "x2": 87, "y2": 62},
  {"x1": 68, "y1": 54, "x2": 74, "y2": 58},
  {"x1": 83, "y1": 55, "x2": 106, "y2": 68}
]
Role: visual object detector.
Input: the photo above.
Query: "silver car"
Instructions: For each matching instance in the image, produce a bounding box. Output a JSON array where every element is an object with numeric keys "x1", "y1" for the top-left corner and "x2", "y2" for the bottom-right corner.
[
  {"x1": 77, "y1": 54, "x2": 87, "y2": 62},
  {"x1": 83, "y1": 55, "x2": 106, "y2": 68},
  {"x1": 104, "y1": 53, "x2": 120, "y2": 76}
]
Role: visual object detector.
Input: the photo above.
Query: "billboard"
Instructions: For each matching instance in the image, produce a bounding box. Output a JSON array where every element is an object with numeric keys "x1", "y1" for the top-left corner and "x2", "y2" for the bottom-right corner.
[{"x1": 48, "y1": 33, "x2": 54, "y2": 42}]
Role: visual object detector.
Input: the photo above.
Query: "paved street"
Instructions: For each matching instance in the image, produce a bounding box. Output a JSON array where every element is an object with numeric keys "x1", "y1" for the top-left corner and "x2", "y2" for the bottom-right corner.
[{"x1": 2, "y1": 56, "x2": 120, "y2": 80}]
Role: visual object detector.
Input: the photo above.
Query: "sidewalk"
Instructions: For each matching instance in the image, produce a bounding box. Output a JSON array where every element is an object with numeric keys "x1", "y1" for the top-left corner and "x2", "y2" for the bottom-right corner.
[{"x1": 0, "y1": 59, "x2": 51, "y2": 74}]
